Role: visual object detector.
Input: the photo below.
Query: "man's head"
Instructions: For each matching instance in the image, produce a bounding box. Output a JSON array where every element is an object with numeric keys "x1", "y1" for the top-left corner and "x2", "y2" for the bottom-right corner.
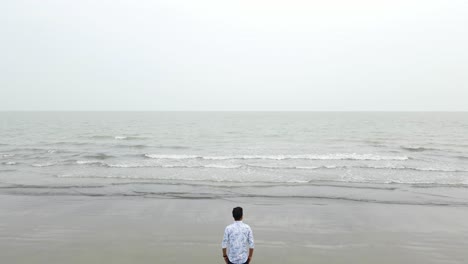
[{"x1": 232, "y1": 207, "x2": 243, "y2": 221}]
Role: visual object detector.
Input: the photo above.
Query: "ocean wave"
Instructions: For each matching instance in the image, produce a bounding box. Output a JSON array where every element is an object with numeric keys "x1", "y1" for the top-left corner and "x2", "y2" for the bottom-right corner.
[
  {"x1": 31, "y1": 162, "x2": 58, "y2": 167},
  {"x1": 89, "y1": 135, "x2": 148, "y2": 140},
  {"x1": 83, "y1": 153, "x2": 115, "y2": 160},
  {"x1": 144, "y1": 154, "x2": 199, "y2": 159},
  {"x1": 246, "y1": 164, "x2": 466, "y2": 172},
  {"x1": 70, "y1": 159, "x2": 465, "y2": 173},
  {"x1": 285, "y1": 180, "x2": 310, "y2": 183},
  {"x1": 114, "y1": 136, "x2": 148, "y2": 140},
  {"x1": 157, "y1": 145, "x2": 191, "y2": 150},
  {"x1": 202, "y1": 164, "x2": 242, "y2": 169},
  {"x1": 115, "y1": 144, "x2": 148, "y2": 149},
  {"x1": 410, "y1": 183, "x2": 468, "y2": 189},
  {"x1": 73, "y1": 161, "x2": 242, "y2": 169},
  {"x1": 384, "y1": 180, "x2": 468, "y2": 187},
  {"x1": 46, "y1": 141, "x2": 90, "y2": 146},
  {"x1": 1, "y1": 154, "x2": 15, "y2": 158},
  {"x1": 0, "y1": 184, "x2": 106, "y2": 189},
  {"x1": 114, "y1": 144, "x2": 189, "y2": 150},
  {"x1": 3, "y1": 161, "x2": 17, "y2": 165},
  {"x1": 105, "y1": 164, "x2": 137, "y2": 168},
  {"x1": 76, "y1": 160, "x2": 105, "y2": 165},
  {"x1": 2, "y1": 148, "x2": 63, "y2": 154},
  {"x1": 400, "y1": 146, "x2": 437, "y2": 152},
  {"x1": 108, "y1": 164, "x2": 241, "y2": 169},
  {"x1": 88, "y1": 135, "x2": 114, "y2": 140},
  {"x1": 56, "y1": 174, "x2": 156, "y2": 180},
  {"x1": 144, "y1": 153, "x2": 409, "y2": 161},
  {"x1": 246, "y1": 164, "x2": 338, "y2": 170},
  {"x1": 356, "y1": 165, "x2": 468, "y2": 173},
  {"x1": 54, "y1": 173, "x2": 468, "y2": 188}
]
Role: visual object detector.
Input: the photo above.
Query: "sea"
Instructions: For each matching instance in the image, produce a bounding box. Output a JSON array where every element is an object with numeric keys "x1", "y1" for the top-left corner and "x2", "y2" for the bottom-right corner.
[{"x1": 1, "y1": 112, "x2": 467, "y2": 206}]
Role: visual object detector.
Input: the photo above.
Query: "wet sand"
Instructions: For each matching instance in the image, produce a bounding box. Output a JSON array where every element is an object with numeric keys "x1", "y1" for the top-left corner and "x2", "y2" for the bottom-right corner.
[{"x1": 1, "y1": 194, "x2": 467, "y2": 264}]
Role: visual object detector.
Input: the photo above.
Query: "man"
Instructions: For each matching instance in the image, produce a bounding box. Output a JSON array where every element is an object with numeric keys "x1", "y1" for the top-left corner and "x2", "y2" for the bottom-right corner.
[{"x1": 221, "y1": 207, "x2": 255, "y2": 264}]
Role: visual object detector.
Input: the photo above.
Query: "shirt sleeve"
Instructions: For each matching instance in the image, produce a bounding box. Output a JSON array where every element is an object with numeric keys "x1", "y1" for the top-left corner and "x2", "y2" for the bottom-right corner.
[
  {"x1": 248, "y1": 227, "x2": 255, "y2": 248},
  {"x1": 221, "y1": 227, "x2": 229, "y2": 248}
]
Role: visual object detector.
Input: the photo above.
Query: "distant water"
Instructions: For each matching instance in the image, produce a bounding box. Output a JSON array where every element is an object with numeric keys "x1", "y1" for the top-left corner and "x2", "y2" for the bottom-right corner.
[{"x1": 1, "y1": 112, "x2": 468, "y2": 205}]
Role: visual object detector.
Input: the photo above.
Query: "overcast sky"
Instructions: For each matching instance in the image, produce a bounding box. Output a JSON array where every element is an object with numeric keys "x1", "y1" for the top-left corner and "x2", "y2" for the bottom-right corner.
[{"x1": 1, "y1": 0, "x2": 467, "y2": 111}]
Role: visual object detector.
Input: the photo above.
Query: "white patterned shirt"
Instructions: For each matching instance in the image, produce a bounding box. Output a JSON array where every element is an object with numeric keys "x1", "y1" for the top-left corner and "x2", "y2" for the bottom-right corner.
[{"x1": 221, "y1": 221, "x2": 255, "y2": 264}]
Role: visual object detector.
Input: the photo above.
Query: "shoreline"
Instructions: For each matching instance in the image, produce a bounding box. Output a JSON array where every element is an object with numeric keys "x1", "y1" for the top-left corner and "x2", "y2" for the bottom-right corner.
[{"x1": 1, "y1": 194, "x2": 467, "y2": 264}]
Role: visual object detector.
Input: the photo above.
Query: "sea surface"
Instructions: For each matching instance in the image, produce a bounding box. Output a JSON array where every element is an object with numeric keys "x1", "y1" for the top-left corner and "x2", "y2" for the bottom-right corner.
[{"x1": 1, "y1": 112, "x2": 467, "y2": 206}]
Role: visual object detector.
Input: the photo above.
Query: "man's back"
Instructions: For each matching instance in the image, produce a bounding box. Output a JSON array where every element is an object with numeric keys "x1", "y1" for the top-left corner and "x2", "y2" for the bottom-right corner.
[{"x1": 222, "y1": 221, "x2": 254, "y2": 264}]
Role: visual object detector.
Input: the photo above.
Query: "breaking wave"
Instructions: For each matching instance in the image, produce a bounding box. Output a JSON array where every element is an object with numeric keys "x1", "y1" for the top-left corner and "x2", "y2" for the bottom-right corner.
[
  {"x1": 67, "y1": 160, "x2": 465, "y2": 173},
  {"x1": 76, "y1": 160, "x2": 104, "y2": 165},
  {"x1": 143, "y1": 153, "x2": 409, "y2": 161},
  {"x1": 31, "y1": 162, "x2": 58, "y2": 167},
  {"x1": 89, "y1": 135, "x2": 149, "y2": 140},
  {"x1": 400, "y1": 146, "x2": 436, "y2": 152},
  {"x1": 83, "y1": 153, "x2": 115, "y2": 160}
]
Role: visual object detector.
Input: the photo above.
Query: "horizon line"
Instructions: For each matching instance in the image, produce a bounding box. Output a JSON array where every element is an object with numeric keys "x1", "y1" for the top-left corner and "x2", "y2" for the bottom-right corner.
[{"x1": 1, "y1": 110, "x2": 467, "y2": 113}]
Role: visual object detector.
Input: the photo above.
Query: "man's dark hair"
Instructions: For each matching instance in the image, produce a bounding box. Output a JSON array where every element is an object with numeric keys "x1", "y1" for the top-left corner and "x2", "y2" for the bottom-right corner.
[{"x1": 232, "y1": 207, "x2": 243, "y2": 221}]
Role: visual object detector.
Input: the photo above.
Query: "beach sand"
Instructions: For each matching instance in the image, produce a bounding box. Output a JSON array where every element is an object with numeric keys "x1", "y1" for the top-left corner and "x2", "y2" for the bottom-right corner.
[{"x1": 1, "y1": 194, "x2": 467, "y2": 264}]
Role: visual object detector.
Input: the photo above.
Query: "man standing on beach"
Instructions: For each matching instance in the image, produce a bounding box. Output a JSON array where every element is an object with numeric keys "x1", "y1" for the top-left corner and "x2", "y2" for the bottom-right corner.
[{"x1": 221, "y1": 207, "x2": 255, "y2": 264}]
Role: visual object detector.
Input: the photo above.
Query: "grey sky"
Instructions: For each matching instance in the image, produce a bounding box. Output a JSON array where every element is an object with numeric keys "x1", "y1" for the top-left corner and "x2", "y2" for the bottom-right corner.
[{"x1": 1, "y1": 0, "x2": 467, "y2": 111}]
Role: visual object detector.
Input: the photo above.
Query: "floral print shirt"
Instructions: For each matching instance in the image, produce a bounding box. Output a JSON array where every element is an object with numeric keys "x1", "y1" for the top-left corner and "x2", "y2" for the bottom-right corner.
[{"x1": 221, "y1": 221, "x2": 255, "y2": 264}]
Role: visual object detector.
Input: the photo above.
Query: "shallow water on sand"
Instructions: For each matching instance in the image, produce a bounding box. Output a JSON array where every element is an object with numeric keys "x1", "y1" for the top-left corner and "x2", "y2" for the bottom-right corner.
[{"x1": 1, "y1": 195, "x2": 467, "y2": 264}]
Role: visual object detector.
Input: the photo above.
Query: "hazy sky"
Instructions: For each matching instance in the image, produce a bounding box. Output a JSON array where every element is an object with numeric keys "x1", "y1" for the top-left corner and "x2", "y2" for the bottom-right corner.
[{"x1": 1, "y1": 0, "x2": 467, "y2": 111}]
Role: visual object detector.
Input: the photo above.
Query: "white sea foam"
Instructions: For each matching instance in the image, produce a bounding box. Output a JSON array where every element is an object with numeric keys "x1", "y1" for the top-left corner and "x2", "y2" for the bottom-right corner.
[
  {"x1": 144, "y1": 154, "x2": 200, "y2": 159},
  {"x1": 4, "y1": 161, "x2": 17, "y2": 165},
  {"x1": 32, "y1": 162, "x2": 58, "y2": 167},
  {"x1": 294, "y1": 166, "x2": 321, "y2": 170},
  {"x1": 76, "y1": 160, "x2": 104, "y2": 165},
  {"x1": 107, "y1": 163, "x2": 242, "y2": 169},
  {"x1": 114, "y1": 135, "x2": 147, "y2": 140},
  {"x1": 107, "y1": 164, "x2": 137, "y2": 168},
  {"x1": 286, "y1": 179, "x2": 310, "y2": 183},
  {"x1": 245, "y1": 164, "x2": 465, "y2": 172},
  {"x1": 144, "y1": 153, "x2": 408, "y2": 161},
  {"x1": 400, "y1": 146, "x2": 438, "y2": 152},
  {"x1": 53, "y1": 171, "x2": 468, "y2": 187},
  {"x1": 203, "y1": 164, "x2": 242, "y2": 169},
  {"x1": 47, "y1": 158, "x2": 464, "y2": 173},
  {"x1": 360, "y1": 165, "x2": 466, "y2": 172},
  {"x1": 410, "y1": 167, "x2": 453, "y2": 172},
  {"x1": 296, "y1": 165, "x2": 339, "y2": 170},
  {"x1": 246, "y1": 164, "x2": 323, "y2": 170},
  {"x1": 107, "y1": 163, "x2": 158, "y2": 168}
]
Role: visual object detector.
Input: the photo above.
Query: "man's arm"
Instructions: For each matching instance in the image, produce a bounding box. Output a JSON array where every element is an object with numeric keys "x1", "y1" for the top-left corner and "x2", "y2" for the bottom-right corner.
[
  {"x1": 222, "y1": 248, "x2": 229, "y2": 264},
  {"x1": 248, "y1": 248, "x2": 254, "y2": 263},
  {"x1": 221, "y1": 227, "x2": 229, "y2": 263},
  {"x1": 247, "y1": 227, "x2": 254, "y2": 263}
]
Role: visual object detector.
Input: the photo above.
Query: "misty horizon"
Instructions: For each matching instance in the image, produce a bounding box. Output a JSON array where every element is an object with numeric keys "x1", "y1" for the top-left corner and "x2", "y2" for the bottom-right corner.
[{"x1": 1, "y1": 0, "x2": 467, "y2": 111}]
